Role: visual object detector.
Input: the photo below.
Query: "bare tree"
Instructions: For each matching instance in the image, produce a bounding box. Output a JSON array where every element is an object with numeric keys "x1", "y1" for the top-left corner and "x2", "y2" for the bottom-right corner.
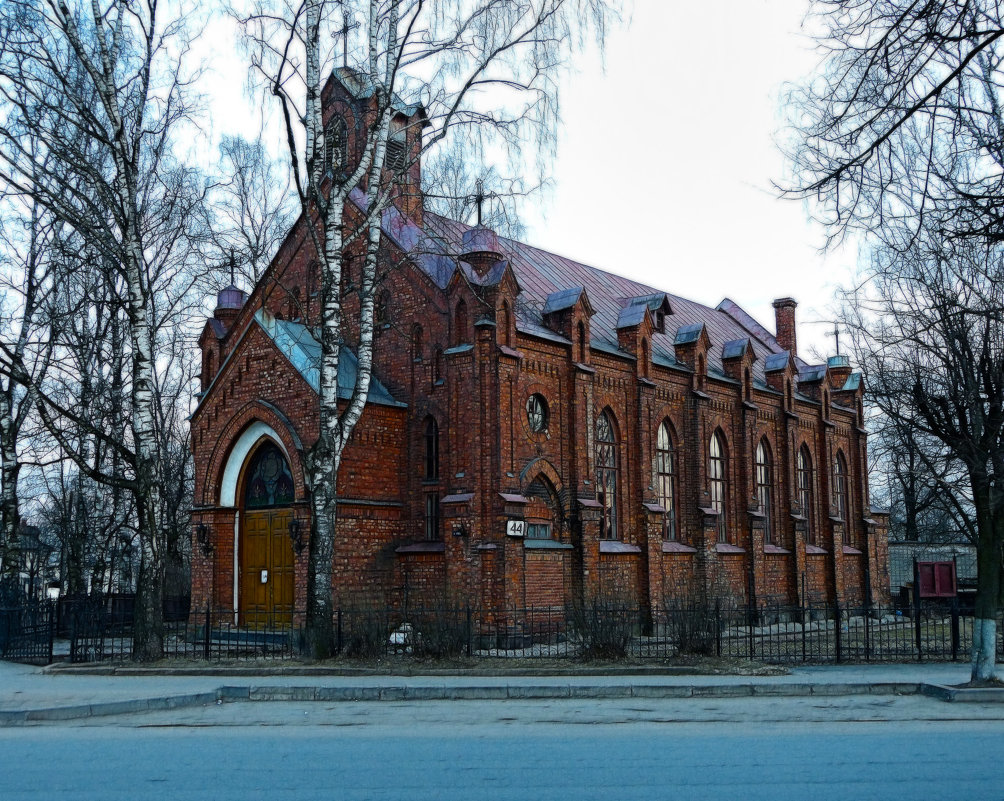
[
  {"x1": 0, "y1": 187, "x2": 54, "y2": 582},
  {"x1": 209, "y1": 133, "x2": 297, "y2": 287},
  {"x1": 840, "y1": 232, "x2": 1004, "y2": 682},
  {"x1": 239, "y1": 0, "x2": 617, "y2": 656},
  {"x1": 0, "y1": 0, "x2": 205, "y2": 658},
  {"x1": 786, "y1": 1, "x2": 1004, "y2": 245}
]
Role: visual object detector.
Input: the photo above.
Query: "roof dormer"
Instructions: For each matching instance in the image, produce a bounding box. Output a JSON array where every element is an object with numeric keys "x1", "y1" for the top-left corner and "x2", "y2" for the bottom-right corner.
[
  {"x1": 616, "y1": 303, "x2": 655, "y2": 379},
  {"x1": 673, "y1": 322, "x2": 711, "y2": 392},
  {"x1": 623, "y1": 293, "x2": 672, "y2": 334}
]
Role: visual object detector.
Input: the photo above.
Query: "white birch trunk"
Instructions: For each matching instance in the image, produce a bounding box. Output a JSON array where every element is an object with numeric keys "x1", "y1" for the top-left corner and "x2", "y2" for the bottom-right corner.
[
  {"x1": 56, "y1": 2, "x2": 166, "y2": 659},
  {"x1": 972, "y1": 617, "x2": 998, "y2": 682}
]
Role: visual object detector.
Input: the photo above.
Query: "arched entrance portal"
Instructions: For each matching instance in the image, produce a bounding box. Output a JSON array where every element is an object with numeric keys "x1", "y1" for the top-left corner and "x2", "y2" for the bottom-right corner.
[{"x1": 239, "y1": 441, "x2": 296, "y2": 625}]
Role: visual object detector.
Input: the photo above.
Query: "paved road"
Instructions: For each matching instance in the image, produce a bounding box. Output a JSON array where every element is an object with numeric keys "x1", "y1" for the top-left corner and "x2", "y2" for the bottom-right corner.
[{"x1": 3, "y1": 696, "x2": 1003, "y2": 801}]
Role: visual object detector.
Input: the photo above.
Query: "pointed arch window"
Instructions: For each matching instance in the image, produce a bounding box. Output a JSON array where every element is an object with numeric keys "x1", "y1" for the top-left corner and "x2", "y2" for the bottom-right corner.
[
  {"x1": 755, "y1": 439, "x2": 774, "y2": 544},
  {"x1": 323, "y1": 115, "x2": 347, "y2": 175},
  {"x1": 656, "y1": 422, "x2": 677, "y2": 540},
  {"x1": 375, "y1": 289, "x2": 390, "y2": 327},
  {"x1": 797, "y1": 445, "x2": 815, "y2": 546},
  {"x1": 412, "y1": 324, "x2": 424, "y2": 362},
  {"x1": 833, "y1": 451, "x2": 849, "y2": 524},
  {"x1": 424, "y1": 416, "x2": 439, "y2": 480},
  {"x1": 454, "y1": 299, "x2": 469, "y2": 344},
  {"x1": 596, "y1": 410, "x2": 618, "y2": 540},
  {"x1": 433, "y1": 346, "x2": 444, "y2": 386},
  {"x1": 244, "y1": 442, "x2": 294, "y2": 508},
  {"x1": 708, "y1": 430, "x2": 727, "y2": 542},
  {"x1": 498, "y1": 301, "x2": 511, "y2": 347}
]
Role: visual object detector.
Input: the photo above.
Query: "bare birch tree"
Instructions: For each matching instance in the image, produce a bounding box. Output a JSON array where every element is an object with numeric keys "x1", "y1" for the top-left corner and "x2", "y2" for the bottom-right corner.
[
  {"x1": 0, "y1": 0, "x2": 204, "y2": 658},
  {"x1": 0, "y1": 188, "x2": 54, "y2": 583},
  {"x1": 239, "y1": 0, "x2": 617, "y2": 656}
]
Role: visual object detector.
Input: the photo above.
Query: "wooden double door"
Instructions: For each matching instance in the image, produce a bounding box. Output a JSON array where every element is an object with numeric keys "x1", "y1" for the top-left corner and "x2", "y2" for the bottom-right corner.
[{"x1": 240, "y1": 509, "x2": 295, "y2": 626}]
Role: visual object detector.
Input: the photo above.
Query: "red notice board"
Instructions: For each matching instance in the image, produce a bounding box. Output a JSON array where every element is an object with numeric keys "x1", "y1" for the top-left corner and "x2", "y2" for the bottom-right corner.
[{"x1": 917, "y1": 561, "x2": 957, "y2": 598}]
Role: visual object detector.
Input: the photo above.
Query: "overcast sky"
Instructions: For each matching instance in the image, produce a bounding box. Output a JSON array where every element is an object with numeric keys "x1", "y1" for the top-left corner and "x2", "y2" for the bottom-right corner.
[{"x1": 201, "y1": 0, "x2": 854, "y2": 362}]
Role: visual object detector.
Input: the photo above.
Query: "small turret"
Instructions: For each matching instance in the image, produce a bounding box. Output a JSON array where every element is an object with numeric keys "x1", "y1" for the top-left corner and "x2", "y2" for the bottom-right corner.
[
  {"x1": 460, "y1": 226, "x2": 503, "y2": 277},
  {"x1": 214, "y1": 285, "x2": 248, "y2": 330}
]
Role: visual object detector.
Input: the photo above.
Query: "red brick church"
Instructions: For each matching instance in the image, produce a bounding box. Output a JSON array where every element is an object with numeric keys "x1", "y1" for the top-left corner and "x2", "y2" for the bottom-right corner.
[{"x1": 190, "y1": 70, "x2": 889, "y2": 624}]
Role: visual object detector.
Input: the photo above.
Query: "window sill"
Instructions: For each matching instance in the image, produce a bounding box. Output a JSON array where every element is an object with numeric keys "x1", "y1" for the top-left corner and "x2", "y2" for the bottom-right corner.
[
  {"x1": 395, "y1": 541, "x2": 446, "y2": 554},
  {"x1": 805, "y1": 545, "x2": 828, "y2": 555},
  {"x1": 842, "y1": 545, "x2": 863, "y2": 555},
  {"x1": 763, "y1": 544, "x2": 791, "y2": 555},
  {"x1": 524, "y1": 539, "x2": 573, "y2": 551},
  {"x1": 662, "y1": 541, "x2": 697, "y2": 554},
  {"x1": 715, "y1": 543, "x2": 745, "y2": 554},
  {"x1": 599, "y1": 541, "x2": 642, "y2": 554}
]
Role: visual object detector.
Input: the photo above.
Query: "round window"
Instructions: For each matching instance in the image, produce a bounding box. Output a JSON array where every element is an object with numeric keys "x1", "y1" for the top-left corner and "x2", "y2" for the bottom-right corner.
[{"x1": 526, "y1": 394, "x2": 548, "y2": 433}]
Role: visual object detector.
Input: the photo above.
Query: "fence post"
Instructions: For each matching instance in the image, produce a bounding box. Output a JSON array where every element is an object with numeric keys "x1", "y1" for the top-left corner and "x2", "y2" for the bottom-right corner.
[
  {"x1": 951, "y1": 595, "x2": 960, "y2": 662},
  {"x1": 466, "y1": 604, "x2": 472, "y2": 657},
  {"x1": 203, "y1": 603, "x2": 211, "y2": 661},
  {"x1": 834, "y1": 602, "x2": 842, "y2": 664},
  {"x1": 47, "y1": 601, "x2": 55, "y2": 665},
  {"x1": 913, "y1": 561, "x2": 923, "y2": 662},
  {"x1": 864, "y1": 605, "x2": 871, "y2": 662},
  {"x1": 911, "y1": 558, "x2": 923, "y2": 666},
  {"x1": 801, "y1": 601, "x2": 807, "y2": 663},
  {"x1": 336, "y1": 608, "x2": 343, "y2": 654},
  {"x1": 715, "y1": 599, "x2": 722, "y2": 657}
]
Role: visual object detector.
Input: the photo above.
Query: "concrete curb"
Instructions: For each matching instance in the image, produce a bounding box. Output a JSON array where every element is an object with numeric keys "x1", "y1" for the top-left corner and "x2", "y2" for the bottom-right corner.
[
  {"x1": 921, "y1": 683, "x2": 1004, "y2": 703},
  {"x1": 0, "y1": 681, "x2": 946, "y2": 725},
  {"x1": 41, "y1": 664, "x2": 751, "y2": 678},
  {"x1": 0, "y1": 691, "x2": 220, "y2": 726}
]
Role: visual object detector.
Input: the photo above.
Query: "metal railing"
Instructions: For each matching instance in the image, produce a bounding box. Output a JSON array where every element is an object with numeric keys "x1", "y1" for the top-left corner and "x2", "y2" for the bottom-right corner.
[
  {"x1": 0, "y1": 601, "x2": 54, "y2": 665},
  {"x1": 3, "y1": 595, "x2": 1000, "y2": 666}
]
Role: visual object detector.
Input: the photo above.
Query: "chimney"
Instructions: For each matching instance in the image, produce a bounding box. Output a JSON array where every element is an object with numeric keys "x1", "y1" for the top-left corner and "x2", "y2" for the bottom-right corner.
[{"x1": 773, "y1": 297, "x2": 798, "y2": 356}]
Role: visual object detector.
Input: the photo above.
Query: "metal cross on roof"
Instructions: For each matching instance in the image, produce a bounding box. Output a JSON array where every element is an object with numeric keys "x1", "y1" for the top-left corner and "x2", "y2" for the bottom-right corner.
[
  {"x1": 473, "y1": 179, "x2": 486, "y2": 226},
  {"x1": 229, "y1": 248, "x2": 236, "y2": 286}
]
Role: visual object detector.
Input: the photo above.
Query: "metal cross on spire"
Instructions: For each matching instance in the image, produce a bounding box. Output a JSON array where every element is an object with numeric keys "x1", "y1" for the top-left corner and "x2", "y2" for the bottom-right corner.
[
  {"x1": 827, "y1": 322, "x2": 841, "y2": 356},
  {"x1": 336, "y1": 8, "x2": 359, "y2": 68},
  {"x1": 228, "y1": 248, "x2": 236, "y2": 287}
]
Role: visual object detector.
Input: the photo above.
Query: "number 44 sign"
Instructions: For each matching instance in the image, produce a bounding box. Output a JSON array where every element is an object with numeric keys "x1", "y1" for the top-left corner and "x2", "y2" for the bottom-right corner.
[{"x1": 506, "y1": 520, "x2": 526, "y2": 538}]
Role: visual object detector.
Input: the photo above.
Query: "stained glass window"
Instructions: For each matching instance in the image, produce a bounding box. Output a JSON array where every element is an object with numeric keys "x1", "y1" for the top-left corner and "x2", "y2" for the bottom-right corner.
[
  {"x1": 709, "y1": 431, "x2": 727, "y2": 543},
  {"x1": 755, "y1": 440, "x2": 774, "y2": 544},
  {"x1": 798, "y1": 446, "x2": 814, "y2": 545},
  {"x1": 596, "y1": 410, "x2": 618, "y2": 540},
  {"x1": 657, "y1": 422, "x2": 677, "y2": 540},
  {"x1": 244, "y1": 442, "x2": 295, "y2": 508},
  {"x1": 526, "y1": 394, "x2": 547, "y2": 433}
]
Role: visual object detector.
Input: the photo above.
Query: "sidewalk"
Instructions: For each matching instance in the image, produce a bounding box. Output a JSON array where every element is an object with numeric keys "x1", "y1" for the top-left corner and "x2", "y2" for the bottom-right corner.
[{"x1": 2, "y1": 659, "x2": 990, "y2": 724}]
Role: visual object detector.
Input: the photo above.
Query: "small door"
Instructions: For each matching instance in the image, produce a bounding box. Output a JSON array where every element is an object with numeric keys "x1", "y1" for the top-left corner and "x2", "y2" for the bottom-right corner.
[{"x1": 240, "y1": 509, "x2": 294, "y2": 626}]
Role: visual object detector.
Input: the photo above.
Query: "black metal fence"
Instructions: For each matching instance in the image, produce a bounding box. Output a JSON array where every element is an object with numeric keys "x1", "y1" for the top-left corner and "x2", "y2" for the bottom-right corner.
[
  {"x1": 4, "y1": 595, "x2": 1002, "y2": 666},
  {"x1": 0, "y1": 601, "x2": 54, "y2": 665}
]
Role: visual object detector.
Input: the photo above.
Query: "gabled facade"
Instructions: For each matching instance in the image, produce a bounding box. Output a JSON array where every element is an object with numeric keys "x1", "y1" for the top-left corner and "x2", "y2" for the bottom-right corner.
[{"x1": 190, "y1": 71, "x2": 889, "y2": 623}]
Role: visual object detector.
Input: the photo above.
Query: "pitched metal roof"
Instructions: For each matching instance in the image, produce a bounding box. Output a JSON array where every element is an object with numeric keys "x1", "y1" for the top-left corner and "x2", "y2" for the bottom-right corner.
[
  {"x1": 254, "y1": 310, "x2": 405, "y2": 408},
  {"x1": 371, "y1": 201, "x2": 822, "y2": 386}
]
